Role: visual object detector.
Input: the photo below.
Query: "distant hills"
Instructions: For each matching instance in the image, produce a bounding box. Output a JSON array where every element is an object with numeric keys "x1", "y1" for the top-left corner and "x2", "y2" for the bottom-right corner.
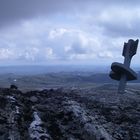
[
  {"x1": 0, "y1": 66, "x2": 139, "y2": 90},
  {"x1": 0, "y1": 65, "x2": 110, "y2": 75},
  {"x1": 59, "y1": 72, "x2": 140, "y2": 83}
]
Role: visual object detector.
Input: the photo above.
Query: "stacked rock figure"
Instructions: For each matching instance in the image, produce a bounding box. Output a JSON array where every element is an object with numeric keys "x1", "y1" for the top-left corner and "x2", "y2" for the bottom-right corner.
[{"x1": 110, "y1": 39, "x2": 139, "y2": 93}]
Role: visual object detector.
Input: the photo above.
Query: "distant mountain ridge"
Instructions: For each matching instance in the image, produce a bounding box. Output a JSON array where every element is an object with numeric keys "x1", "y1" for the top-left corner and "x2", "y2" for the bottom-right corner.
[
  {"x1": 80, "y1": 72, "x2": 140, "y2": 83},
  {"x1": 0, "y1": 65, "x2": 111, "y2": 75},
  {"x1": 0, "y1": 70, "x2": 139, "y2": 91}
]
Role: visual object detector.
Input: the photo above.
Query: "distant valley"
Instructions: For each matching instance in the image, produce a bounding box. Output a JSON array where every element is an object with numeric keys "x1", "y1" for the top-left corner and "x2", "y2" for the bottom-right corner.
[{"x1": 0, "y1": 71, "x2": 140, "y2": 91}]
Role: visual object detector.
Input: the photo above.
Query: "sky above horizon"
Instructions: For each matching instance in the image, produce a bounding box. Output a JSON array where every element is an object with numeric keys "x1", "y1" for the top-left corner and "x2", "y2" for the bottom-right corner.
[{"x1": 0, "y1": 0, "x2": 140, "y2": 66}]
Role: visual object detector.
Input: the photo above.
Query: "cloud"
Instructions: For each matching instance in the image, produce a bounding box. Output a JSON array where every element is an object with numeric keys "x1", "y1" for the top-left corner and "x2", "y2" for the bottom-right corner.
[
  {"x1": 98, "y1": 51, "x2": 113, "y2": 59},
  {"x1": 48, "y1": 28, "x2": 68, "y2": 39},
  {"x1": 98, "y1": 8, "x2": 140, "y2": 37},
  {"x1": 1, "y1": 0, "x2": 139, "y2": 28},
  {"x1": 0, "y1": 18, "x2": 138, "y2": 64},
  {"x1": 0, "y1": 48, "x2": 14, "y2": 60},
  {"x1": 0, "y1": 0, "x2": 140, "y2": 65},
  {"x1": 0, "y1": 0, "x2": 93, "y2": 28}
]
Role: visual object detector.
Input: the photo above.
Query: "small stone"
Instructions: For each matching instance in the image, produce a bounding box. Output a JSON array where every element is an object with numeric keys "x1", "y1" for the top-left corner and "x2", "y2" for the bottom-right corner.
[
  {"x1": 10, "y1": 84, "x2": 18, "y2": 90},
  {"x1": 30, "y1": 96, "x2": 38, "y2": 103}
]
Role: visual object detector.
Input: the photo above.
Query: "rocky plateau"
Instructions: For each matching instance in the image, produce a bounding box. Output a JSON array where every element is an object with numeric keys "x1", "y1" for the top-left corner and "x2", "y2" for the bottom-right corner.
[{"x1": 0, "y1": 84, "x2": 140, "y2": 140}]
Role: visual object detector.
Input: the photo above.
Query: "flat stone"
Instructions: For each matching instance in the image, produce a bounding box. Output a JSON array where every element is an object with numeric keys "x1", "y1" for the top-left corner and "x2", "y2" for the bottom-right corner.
[
  {"x1": 110, "y1": 62, "x2": 137, "y2": 81},
  {"x1": 30, "y1": 96, "x2": 38, "y2": 103}
]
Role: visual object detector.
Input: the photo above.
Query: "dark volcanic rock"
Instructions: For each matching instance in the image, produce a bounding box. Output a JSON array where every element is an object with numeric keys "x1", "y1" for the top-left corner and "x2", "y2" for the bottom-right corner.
[
  {"x1": 0, "y1": 87, "x2": 139, "y2": 140},
  {"x1": 30, "y1": 96, "x2": 38, "y2": 103},
  {"x1": 10, "y1": 84, "x2": 18, "y2": 90}
]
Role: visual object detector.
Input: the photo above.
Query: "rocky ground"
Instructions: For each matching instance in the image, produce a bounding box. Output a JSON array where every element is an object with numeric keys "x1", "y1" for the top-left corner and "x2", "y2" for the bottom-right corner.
[{"x1": 0, "y1": 84, "x2": 140, "y2": 140}]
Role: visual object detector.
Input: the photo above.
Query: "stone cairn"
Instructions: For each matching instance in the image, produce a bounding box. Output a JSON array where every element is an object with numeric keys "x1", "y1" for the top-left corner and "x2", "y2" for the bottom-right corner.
[{"x1": 110, "y1": 39, "x2": 139, "y2": 93}]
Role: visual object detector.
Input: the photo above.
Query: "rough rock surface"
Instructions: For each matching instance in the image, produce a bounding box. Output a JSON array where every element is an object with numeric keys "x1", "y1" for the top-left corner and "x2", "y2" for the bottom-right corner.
[{"x1": 0, "y1": 85, "x2": 139, "y2": 140}]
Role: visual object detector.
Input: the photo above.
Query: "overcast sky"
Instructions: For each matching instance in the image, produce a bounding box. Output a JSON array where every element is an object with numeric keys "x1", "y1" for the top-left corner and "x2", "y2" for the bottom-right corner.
[{"x1": 0, "y1": 0, "x2": 140, "y2": 66}]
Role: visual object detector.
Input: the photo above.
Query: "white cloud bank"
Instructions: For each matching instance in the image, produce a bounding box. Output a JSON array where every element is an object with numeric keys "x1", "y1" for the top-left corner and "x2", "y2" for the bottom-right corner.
[{"x1": 0, "y1": 0, "x2": 140, "y2": 65}]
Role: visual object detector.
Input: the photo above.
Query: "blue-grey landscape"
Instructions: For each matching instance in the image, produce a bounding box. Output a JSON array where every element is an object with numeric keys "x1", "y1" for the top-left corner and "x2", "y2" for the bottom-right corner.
[
  {"x1": 0, "y1": 65, "x2": 139, "y2": 140},
  {"x1": 0, "y1": 65, "x2": 140, "y2": 90}
]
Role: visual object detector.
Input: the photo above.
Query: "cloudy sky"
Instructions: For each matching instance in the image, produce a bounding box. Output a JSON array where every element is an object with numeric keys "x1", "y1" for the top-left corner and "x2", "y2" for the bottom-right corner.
[{"x1": 0, "y1": 0, "x2": 140, "y2": 66}]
